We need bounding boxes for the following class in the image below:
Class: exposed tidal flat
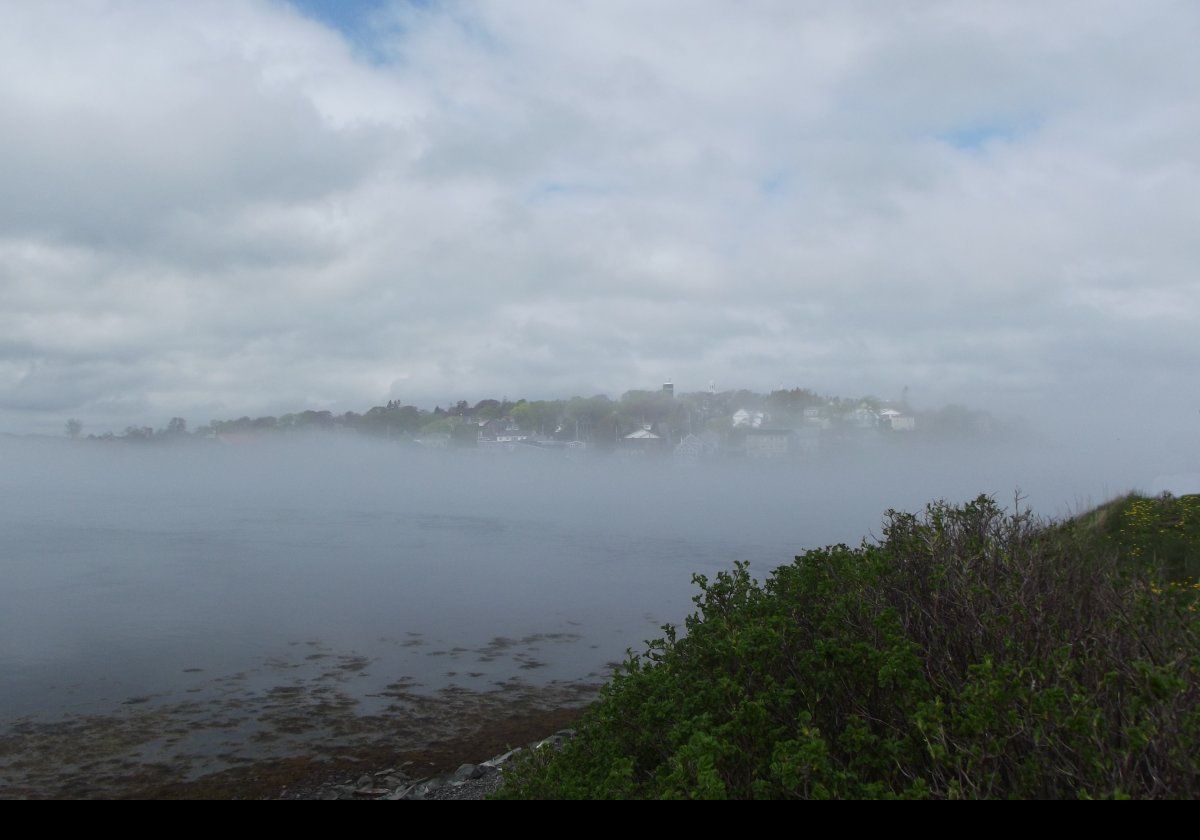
[0,433,1182,798]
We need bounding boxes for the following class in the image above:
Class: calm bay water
[0,432,1177,793]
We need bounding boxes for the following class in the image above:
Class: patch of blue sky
[937,116,1041,152]
[288,0,386,57]
[286,0,442,63]
[527,180,614,203]
[758,170,791,197]
[287,0,387,36]
[288,1,503,66]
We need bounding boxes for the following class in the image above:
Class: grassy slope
[1075,492,1200,580]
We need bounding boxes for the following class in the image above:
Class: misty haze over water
[2,430,1192,723]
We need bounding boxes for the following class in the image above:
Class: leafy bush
[496,495,1200,799]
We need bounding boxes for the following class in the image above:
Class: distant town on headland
[62,384,1006,462]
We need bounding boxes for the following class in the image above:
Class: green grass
[495,494,1200,799]
[1085,493,1200,580]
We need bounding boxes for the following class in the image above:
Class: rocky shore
[304,729,575,800]
[2,675,594,799]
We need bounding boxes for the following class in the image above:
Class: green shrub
[495,495,1200,799]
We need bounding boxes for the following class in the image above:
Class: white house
[732,409,765,428]
[620,424,663,455]
[744,429,795,460]
[879,409,916,431]
[674,432,720,460]
[803,407,831,430]
[674,433,704,459]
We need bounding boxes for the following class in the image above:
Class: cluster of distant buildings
[161,380,942,460]
[626,401,916,463]
[731,405,914,434]
[425,390,918,464]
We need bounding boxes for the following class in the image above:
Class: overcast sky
[2,1,1198,435]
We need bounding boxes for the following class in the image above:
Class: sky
[1,1,1198,436]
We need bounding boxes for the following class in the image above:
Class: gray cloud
[1,0,1198,436]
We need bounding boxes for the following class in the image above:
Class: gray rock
[482,747,522,767]
[400,777,447,800]
[354,787,391,798]
[385,784,416,801]
[451,763,485,783]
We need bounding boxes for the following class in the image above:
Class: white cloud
[1,0,1198,433]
